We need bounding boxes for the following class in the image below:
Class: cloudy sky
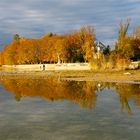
[0,0,140,49]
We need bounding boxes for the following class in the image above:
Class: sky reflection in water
[0,76,140,140]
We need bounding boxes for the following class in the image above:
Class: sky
[0,0,140,49]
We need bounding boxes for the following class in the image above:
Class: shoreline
[0,69,140,84]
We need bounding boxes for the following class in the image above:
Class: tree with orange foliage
[0,26,96,65]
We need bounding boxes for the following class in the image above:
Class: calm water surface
[0,76,140,140]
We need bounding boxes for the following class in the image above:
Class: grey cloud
[0,0,140,48]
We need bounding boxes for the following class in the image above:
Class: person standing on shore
[43,64,45,71]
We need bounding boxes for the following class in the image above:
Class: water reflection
[0,77,97,109]
[97,82,140,114]
[0,76,140,114]
[116,83,140,114]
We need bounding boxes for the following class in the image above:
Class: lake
[0,76,140,140]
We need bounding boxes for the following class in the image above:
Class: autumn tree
[1,26,96,65]
[79,26,96,62]
[114,19,140,62]
[65,26,96,62]
[128,37,140,60]
[116,19,130,50]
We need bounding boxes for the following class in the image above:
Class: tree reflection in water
[116,83,140,115]
[0,76,140,113]
[95,82,140,114]
[0,77,97,109]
